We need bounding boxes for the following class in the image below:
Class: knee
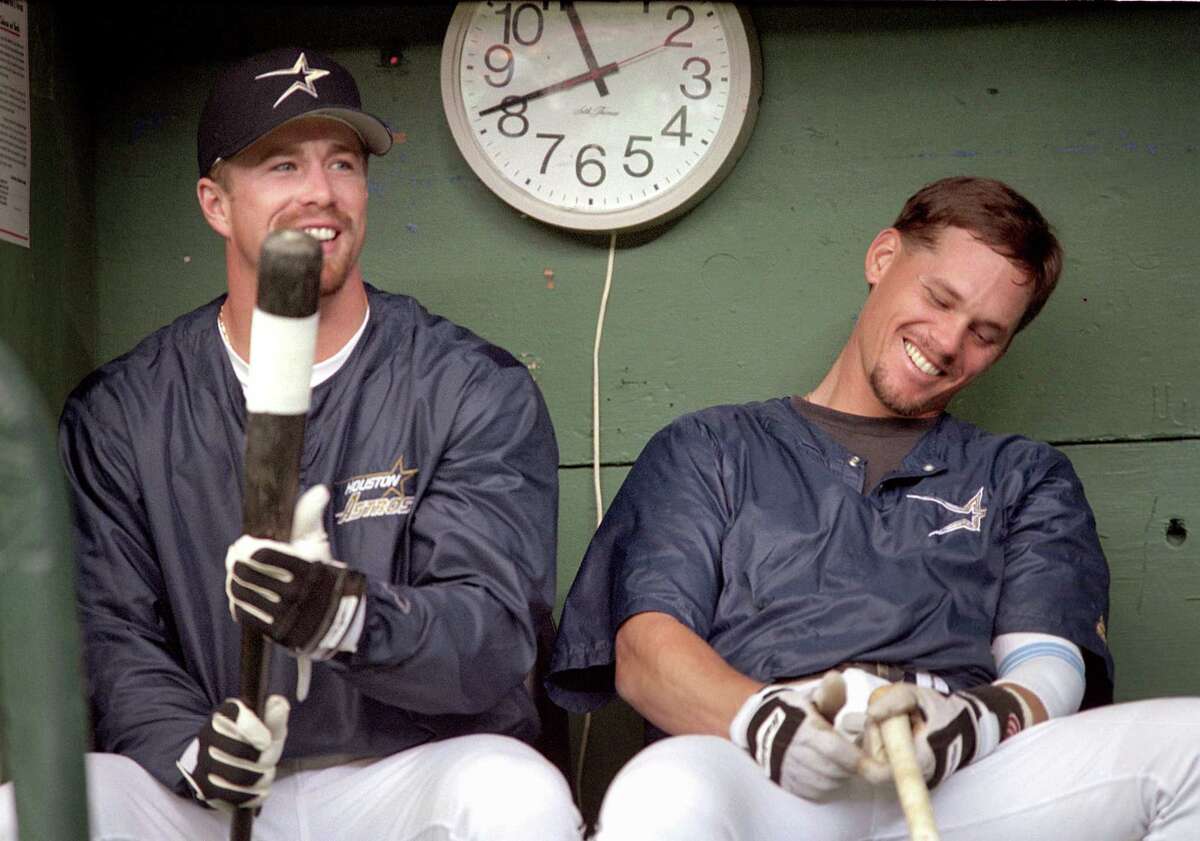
[595,736,749,841]
[85,752,164,796]
[449,736,580,839]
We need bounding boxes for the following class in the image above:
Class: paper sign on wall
[0,0,29,248]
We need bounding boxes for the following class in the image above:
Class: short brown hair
[893,176,1063,332]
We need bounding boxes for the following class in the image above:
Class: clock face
[441,1,761,233]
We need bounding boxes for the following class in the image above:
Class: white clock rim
[440,1,761,234]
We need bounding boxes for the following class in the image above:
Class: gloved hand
[864,683,1033,787]
[177,695,289,811]
[225,485,365,659]
[730,671,890,800]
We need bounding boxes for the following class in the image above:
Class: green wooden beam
[0,340,89,840]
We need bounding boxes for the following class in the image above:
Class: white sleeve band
[316,595,364,654]
[296,592,365,701]
[246,309,319,414]
[992,632,1086,719]
[336,596,367,653]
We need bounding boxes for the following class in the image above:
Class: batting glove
[731,672,890,800]
[225,485,365,659]
[864,683,1033,787]
[177,695,289,811]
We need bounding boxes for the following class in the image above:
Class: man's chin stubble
[869,366,941,418]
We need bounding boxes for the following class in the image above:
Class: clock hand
[478,61,619,117]
[475,40,671,118]
[611,41,672,72]
[563,1,609,97]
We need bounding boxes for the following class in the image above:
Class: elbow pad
[992,632,1085,719]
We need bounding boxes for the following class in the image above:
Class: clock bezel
[439,1,762,234]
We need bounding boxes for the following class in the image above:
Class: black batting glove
[177,695,289,812]
[224,486,365,658]
[225,538,365,655]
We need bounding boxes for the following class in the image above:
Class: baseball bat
[871,686,940,841]
[231,229,322,841]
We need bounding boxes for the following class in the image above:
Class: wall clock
[441,1,761,233]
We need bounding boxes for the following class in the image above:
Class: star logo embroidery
[906,487,987,537]
[254,52,331,109]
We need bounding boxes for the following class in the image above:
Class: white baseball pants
[1,733,582,841]
[593,698,1200,841]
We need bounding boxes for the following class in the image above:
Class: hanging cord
[592,231,617,525]
[575,230,618,804]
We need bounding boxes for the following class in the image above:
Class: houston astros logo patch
[335,456,417,525]
[905,487,987,537]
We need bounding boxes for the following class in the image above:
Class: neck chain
[217,306,231,345]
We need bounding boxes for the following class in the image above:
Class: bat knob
[814,670,847,719]
[256,230,323,317]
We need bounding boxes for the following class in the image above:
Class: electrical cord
[574,230,618,804]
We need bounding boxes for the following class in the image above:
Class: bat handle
[229,626,271,841]
[880,713,941,841]
[231,809,254,841]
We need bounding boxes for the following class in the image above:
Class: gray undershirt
[791,396,938,493]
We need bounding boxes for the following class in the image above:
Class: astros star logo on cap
[255,52,331,109]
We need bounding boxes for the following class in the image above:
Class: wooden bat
[231,229,322,841]
[872,685,940,841]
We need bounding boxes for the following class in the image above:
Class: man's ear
[864,228,902,291]
[197,177,231,238]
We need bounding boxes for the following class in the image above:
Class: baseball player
[548,177,1200,839]
[1,48,582,841]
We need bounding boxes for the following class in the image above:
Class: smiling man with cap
[41,47,582,840]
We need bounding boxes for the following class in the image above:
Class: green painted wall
[0,3,95,419]
[10,0,1198,819]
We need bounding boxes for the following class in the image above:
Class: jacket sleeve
[995,445,1114,706]
[59,391,210,794]
[547,414,729,713]
[333,356,559,716]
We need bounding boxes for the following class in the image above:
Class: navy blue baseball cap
[197,47,393,177]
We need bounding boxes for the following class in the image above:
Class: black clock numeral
[575,144,607,187]
[496,2,545,46]
[680,56,711,99]
[664,5,694,48]
[536,132,565,173]
[484,45,515,87]
[661,105,693,146]
[498,97,529,137]
[622,135,655,178]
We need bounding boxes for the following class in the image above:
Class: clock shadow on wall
[442,1,763,241]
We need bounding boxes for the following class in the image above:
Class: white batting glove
[731,671,890,800]
[177,695,289,812]
[864,683,1034,787]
